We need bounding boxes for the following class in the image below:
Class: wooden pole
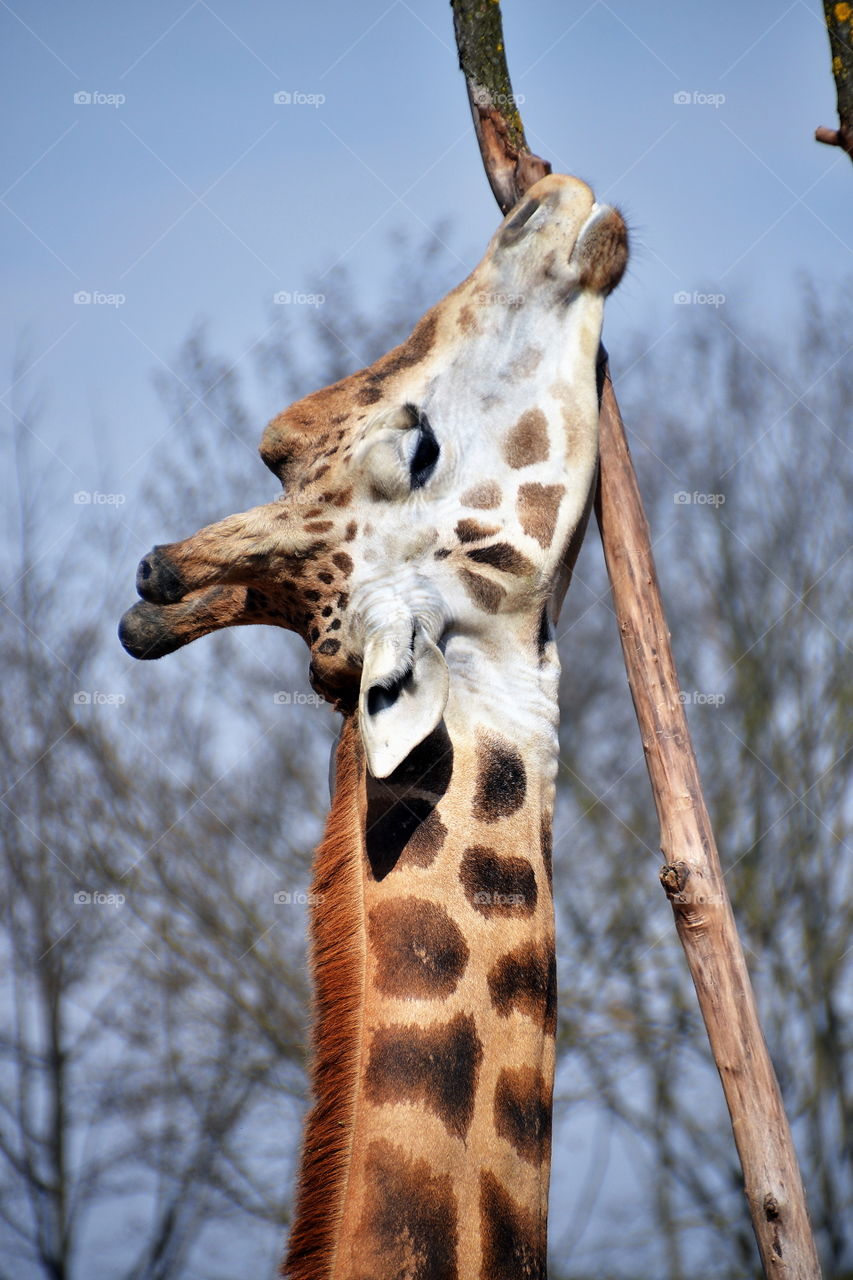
[449,3,822,1275]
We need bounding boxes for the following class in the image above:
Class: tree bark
[595,368,821,1278]
[450,2,822,1275]
[450,1,551,210]
[816,0,853,161]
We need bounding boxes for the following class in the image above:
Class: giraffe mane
[282,716,365,1280]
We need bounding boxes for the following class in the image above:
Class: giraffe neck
[285,649,559,1280]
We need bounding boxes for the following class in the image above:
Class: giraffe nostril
[499,195,543,247]
[136,549,187,605]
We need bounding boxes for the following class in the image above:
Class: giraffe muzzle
[119,584,262,661]
[136,547,188,605]
[571,202,629,296]
[118,599,187,660]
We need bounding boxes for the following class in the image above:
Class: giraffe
[119,173,627,1280]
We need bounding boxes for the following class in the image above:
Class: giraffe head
[120,174,627,776]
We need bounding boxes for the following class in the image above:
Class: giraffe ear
[358,624,449,779]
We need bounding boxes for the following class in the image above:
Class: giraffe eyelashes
[359,403,440,501]
[407,409,440,490]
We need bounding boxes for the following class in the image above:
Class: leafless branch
[816,0,853,160]
[450,3,822,1276]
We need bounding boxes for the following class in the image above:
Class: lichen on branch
[816,0,853,161]
[450,0,550,211]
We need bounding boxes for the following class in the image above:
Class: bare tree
[549,282,852,1279]
[0,387,314,1278]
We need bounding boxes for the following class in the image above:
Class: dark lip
[118,601,184,660]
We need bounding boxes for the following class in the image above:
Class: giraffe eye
[409,411,439,490]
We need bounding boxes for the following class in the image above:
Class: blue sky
[1,0,849,509]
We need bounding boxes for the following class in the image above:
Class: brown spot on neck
[487,940,557,1035]
[503,408,549,469]
[365,1012,483,1139]
[466,542,535,577]
[472,731,527,820]
[541,817,553,892]
[352,1141,459,1280]
[455,517,500,544]
[399,808,447,867]
[458,568,506,614]
[494,1065,553,1167]
[368,898,469,1000]
[506,344,544,380]
[479,1170,546,1279]
[461,480,502,510]
[460,846,537,918]
[517,483,564,549]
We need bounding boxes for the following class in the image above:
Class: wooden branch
[450,0,550,212]
[816,0,853,160]
[450,2,822,1276]
[595,368,821,1278]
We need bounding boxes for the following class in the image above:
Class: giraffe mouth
[120,544,213,659]
[119,599,185,660]
[118,585,256,660]
[120,504,324,661]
